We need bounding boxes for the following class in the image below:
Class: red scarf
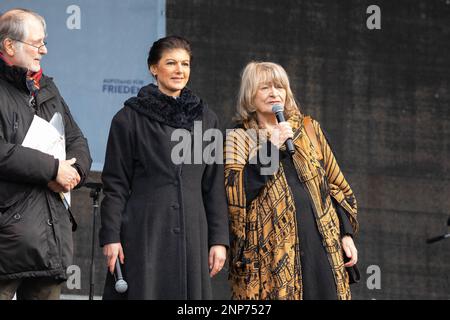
[27,68,43,95]
[0,51,43,95]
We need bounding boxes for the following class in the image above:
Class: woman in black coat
[99,36,229,299]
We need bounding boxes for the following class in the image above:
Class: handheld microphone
[271,104,295,155]
[426,233,450,244]
[114,259,128,293]
[426,216,450,244]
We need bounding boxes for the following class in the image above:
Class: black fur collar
[125,83,204,130]
[0,58,49,93]
[0,58,29,93]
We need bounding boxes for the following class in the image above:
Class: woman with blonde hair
[224,61,359,299]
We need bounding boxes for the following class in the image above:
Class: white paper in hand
[22,113,70,206]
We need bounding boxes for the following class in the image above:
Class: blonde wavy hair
[235,61,301,124]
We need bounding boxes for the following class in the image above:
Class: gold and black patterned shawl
[224,115,358,300]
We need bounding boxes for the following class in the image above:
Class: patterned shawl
[224,114,358,300]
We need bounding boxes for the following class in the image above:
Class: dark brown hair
[147,35,192,68]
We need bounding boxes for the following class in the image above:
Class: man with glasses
[0,8,92,299]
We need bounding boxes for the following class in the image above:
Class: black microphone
[114,259,128,293]
[426,216,450,244]
[272,104,295,155]
[426,233,450,244]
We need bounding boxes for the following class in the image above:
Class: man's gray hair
[0,8,46,51]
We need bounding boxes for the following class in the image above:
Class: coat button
[172,227,180,234]
[171,203,180,209]
[13,213,21,220]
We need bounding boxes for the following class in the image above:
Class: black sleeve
[0,138,59,185]
[52,159,59,180]
[202,162,230,248]
[61,98,92,188]
[202,113,230,248]
[99,108,135,246]
[244,140,281,207]
[332,197,354,237]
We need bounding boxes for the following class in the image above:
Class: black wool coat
[0,59,92,280]
[99,84,229,299]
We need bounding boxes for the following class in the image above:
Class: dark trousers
[0,277,62,300]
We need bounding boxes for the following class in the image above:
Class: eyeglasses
[11,38,47,51]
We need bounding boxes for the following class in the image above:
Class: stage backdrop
[0,0,166,171]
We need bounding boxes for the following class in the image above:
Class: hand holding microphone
[103,242,128,293]
[271,105,295,155]
[114,259,128,293]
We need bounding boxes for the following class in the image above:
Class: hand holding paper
[22,113,75,206]
[54,158,80,192]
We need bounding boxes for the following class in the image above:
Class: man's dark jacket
[0,59,92,280]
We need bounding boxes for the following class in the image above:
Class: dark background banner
[163,0,450,300]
